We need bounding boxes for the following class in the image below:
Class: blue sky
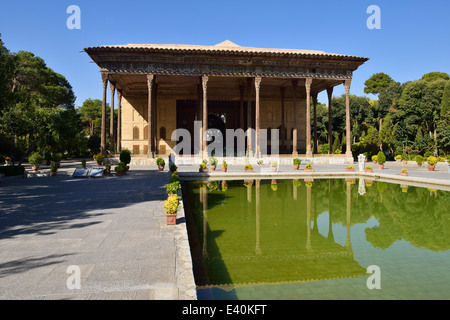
[1,0,449,106]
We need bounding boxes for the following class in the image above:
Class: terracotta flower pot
[271,167,277,172]
[365,169,374,173]
[166,214,177,225]
[32,166,39,172]
[158,165,165,171]
[244,169,253,173]
[378,164,384,170]
[417,163,422,167]
[222,167,227,172]
[97,161,102,166]
[304,168,314,172]
[346,168,355,172]
[210,165,216,171]
[400,172,408,176]
[50,172,57,176]
[428,165,435,171]
[293,164,299,170]
[199,168,209,173]
[403,161,408,164]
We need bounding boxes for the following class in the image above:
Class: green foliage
[50,163,57,172]
[427,156,438,166]
[209,157,218,165]
[169,164,178,172]
[166,181,181,195]
[364,73,394,94]
[156,157,165,166]
[293,158,301,165]
[28,152,43,165]
[421,72,450,82]
[119,150,131,165]
[377,151,386,165]
[415,155,423,164]
[93,153,104,163]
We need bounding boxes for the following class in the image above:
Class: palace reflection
[190,179,368,288]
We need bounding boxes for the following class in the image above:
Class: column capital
[110,82,116,94]
[327,86,334,99]
[117,89,122,100]
[202,75,209,88]
[254,76,262,91]
[344,79,352,92]
[305,77,313,89]
[147,74,154,88]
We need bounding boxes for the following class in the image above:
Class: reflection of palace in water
[190,179,367,288]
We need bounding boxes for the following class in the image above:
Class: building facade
[84,40,369,163]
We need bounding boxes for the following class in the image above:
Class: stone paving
[0,161,196,300]
[0,158,449,300]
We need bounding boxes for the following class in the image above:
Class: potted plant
[304,163,314,172]
[377,151,386,169]
[365,165,374,173]
[395,154,402,162]
[94,153,104,165]
[169,164,178,173]
[372,155,378,164]
[400,168,408,176]
[222,160,228,172]
[401,153,408,164]
[156,157,165,171]
[164,195,179,225]
[81,159,87,168]
[50,163,58,176]
[221,181,228,192]
[114,163,127,176]
[244,164,253,172]
[4,157,12,165]
[209,157,218,171]
[28,152,43,172]
[271,161,277,172]
[415,155,423,167]
[199,163,208,172]
[208,180,218,191]
[293,158,301,170]
[271,180,278,191]
[166,181,181,197]
[52,153,63,168]
[427,156,438,171]
[45,152,52,165]
[104,163,111,176]
[346,165,355,172]
[257,160,263,165]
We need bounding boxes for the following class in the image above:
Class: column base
[292,151,299,157]
[306,151,313,158]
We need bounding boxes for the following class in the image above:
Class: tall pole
[109,82,116,153]
[292,80,298,156]
[101,73,108,155]
[117,89,122,153]
[147,74,154,158]
[344,79,352,157]
[255,76,262,158]
[202,76,209,158]
[327,87,333,154]
[305,78,313,158]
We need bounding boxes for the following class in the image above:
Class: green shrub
[169,164,178,172]
[293,158,301,165]
[427,156,438,166]
[0,165,25,177]
[28,152,43,165]
[156,157,165,166]
[415,155,423,164]
[120,149,131,165]
[50,163,58,173]
[166,181,181,195]
[376,151,386,165]
[169,174,181,183]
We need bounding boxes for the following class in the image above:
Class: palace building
[84,40,369,163]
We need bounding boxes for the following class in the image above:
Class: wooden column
[344,79,352,156]
[313,92,318,154]
[247,77,253,156]
[305,78,313,157]
[202,76,208,157]
[152,82,158,155]
[109,83,116,153]
[292,80,298,156]
[101,73,108,155]
[117,89,122,153]
[280,86,286,153]
[239,84,245,130]
[327,87,333,154]
[255,76,262,158]
[147,74,154,158]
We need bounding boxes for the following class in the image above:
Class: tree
[421,72,450,83]
[364,73,394,95]
[78,98,104,136]
[379,114,396,153]
[0,50,76,161]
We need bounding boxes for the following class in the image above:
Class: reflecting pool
[182,178,450,300]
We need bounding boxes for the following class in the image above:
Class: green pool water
[182,178,450,300]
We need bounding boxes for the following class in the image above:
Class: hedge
[0,165,25,177]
